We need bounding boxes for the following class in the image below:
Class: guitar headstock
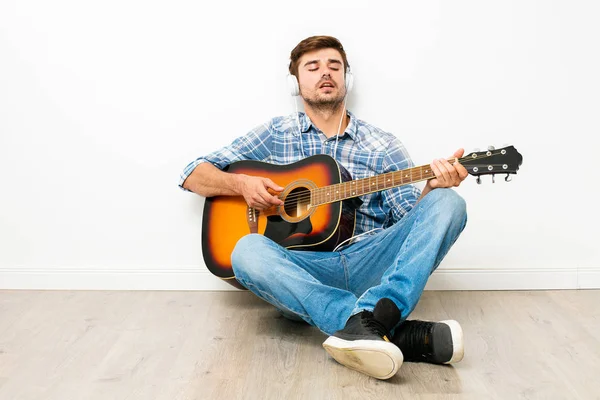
[462,145,523,183]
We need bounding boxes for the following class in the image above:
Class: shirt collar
[297,110,358,140]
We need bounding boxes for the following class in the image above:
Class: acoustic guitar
[202,146,523,288]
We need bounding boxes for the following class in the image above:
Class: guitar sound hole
[283,187,311,218]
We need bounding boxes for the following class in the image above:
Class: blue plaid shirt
[179,111,421,235]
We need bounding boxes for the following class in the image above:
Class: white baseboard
[0,267,599,291]
[0,267,235,291]
[424,267,597,290]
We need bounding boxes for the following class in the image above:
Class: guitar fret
[361,177,365,196]
[312,160,451,206]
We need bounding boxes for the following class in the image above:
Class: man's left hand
[426,148,469,190]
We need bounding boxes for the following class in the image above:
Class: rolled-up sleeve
[178,121,273,191]
[380,138,422,223]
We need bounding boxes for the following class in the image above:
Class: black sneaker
[322,298,404,380]
[392,320,464,364]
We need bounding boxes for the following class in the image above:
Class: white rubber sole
[440,320,464,364]
[322,336,403,380]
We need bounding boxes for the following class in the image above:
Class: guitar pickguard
[263,215,313,245]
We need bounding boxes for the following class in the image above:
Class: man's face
[297,48,347,107]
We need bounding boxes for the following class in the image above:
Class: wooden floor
[0,290,599,400]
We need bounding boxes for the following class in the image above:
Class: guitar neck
[311,161,456,206]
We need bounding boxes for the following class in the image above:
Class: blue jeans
[231,188,467,336]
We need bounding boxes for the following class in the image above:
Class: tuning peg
[476,176,481,184]
[488,145,495,151]
[505,173,512,182]
[473,148,481,152]
[492,174,496,183]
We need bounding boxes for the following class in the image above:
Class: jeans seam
[341,254,350,292]
[432,214,468,270]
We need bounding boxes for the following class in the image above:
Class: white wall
[1,0,599,290]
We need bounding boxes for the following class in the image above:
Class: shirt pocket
[347,152,384,180]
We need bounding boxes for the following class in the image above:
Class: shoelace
[360,311,391,339]
[396,321,435,360]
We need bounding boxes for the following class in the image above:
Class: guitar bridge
[247,206,259,234]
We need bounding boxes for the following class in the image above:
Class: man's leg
[323,188,467,373]
[231,234,357,335]
[342,188,467,318]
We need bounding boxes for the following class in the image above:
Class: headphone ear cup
[287,74,300,96]
[345,70,354,93]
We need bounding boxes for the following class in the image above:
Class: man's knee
[420,188,467,229]
[231,234,273,280]
[423,188,467,221]
[442,189,467,220]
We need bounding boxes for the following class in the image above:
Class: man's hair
[288,35,350,78]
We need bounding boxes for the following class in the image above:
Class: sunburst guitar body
[202,155,360,288]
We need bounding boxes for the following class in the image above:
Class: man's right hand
[236,174,284,210]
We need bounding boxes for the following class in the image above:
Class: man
[179,36,468,380]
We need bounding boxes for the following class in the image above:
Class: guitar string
[280,160,514,205]
[276,151,514,204]
[278,155,481,204]
[280,163,513,205]
[270,162,515,213]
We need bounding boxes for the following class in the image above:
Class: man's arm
[179,120,283,209]
[182,162,283,210]
[182,162,242,197]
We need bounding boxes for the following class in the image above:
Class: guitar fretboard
[311,162,455,206]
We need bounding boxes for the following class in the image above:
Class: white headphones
[287,68,354,96]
